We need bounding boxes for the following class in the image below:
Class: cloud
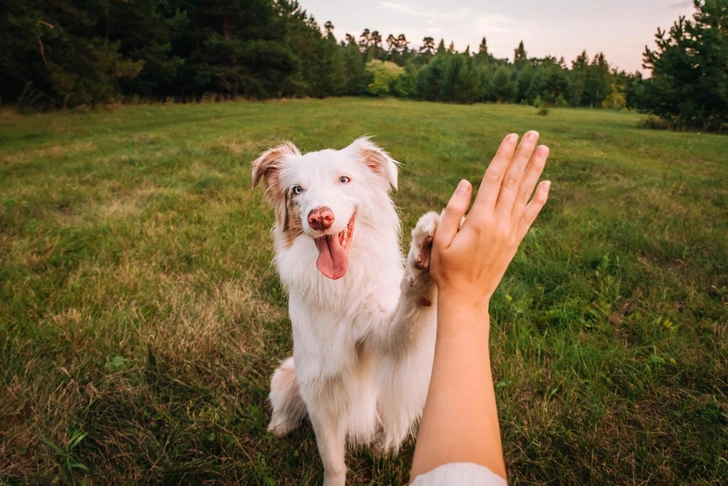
[378,2,424,17]
[474,13,516,34]
[379,2,470,22]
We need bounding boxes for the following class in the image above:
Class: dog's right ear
[252,141,300,193]
[252,141,300,229]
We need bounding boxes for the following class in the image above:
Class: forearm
[410,294,505,480]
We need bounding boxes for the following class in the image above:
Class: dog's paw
[408,211,439,271]
[267,416,297,438]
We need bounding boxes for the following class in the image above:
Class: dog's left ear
[346,137,399,191]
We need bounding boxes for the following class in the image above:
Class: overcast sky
[297,0,696,73]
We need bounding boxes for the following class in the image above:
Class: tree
[451,54,483,103]
[416,54,445,100]
[640,0,728,131]
[0,0,146,107]
[492,65,515,102]
[583,52,612,107]
[324,21,334,36]
[419,36,436,63]
[359,28,370,52]
[478,37,489,56]
[397,34,409,52]
[529,59,570,105]
[514,40,528,68]
[569,50,589,106]
[386,34,397,54]
[342,41,367,95]
[421,37,435,55]
[365,59,404,96]
[516,63,535,103]
[370,30,382,59]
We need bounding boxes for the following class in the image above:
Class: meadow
[0,98,726,485]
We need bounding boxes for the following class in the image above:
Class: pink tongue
[314,234,349,280]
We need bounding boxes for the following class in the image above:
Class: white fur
[253,137,440,486]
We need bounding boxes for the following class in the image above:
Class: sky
[297,0,696,74]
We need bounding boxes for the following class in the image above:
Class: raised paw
[408,211,439,271]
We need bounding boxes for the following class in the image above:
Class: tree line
[1,0,725,131]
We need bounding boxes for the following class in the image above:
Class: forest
[1,0,726,131]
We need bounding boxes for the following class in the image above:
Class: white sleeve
[410,462,508,486]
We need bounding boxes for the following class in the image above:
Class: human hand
[430,131,550,306]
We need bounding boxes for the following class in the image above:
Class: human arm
[410,131,551,481]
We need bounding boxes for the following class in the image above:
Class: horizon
[298,0,696,74]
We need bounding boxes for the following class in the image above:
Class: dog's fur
[252,137,439,486]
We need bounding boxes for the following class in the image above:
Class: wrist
[436,291,491,339]
[436,289,491,314]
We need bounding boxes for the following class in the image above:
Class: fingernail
[543,180,551,191]
[507,133,518,143]
[455,179,469,194]
[527,130,539,141]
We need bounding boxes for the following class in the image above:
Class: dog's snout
[308,207,334,231]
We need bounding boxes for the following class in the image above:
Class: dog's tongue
[314,235,349,280]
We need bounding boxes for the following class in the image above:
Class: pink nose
[308,207,334,231]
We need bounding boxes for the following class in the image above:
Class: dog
[252,137,440,486]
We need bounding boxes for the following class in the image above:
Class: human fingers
[434,179,472,249]
[473,134,519,212]
[517,180,550,241]
[495,130,540,217]
[511,145,549,222]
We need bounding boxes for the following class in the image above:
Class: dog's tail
[268,357,307,437]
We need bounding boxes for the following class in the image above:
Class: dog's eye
[339,176,351,184]
[292,185,303,195]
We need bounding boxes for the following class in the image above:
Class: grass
[0,98,726,485]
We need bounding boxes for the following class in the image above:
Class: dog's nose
[308,207,334,231]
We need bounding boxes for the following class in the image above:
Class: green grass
[0,98,726,485]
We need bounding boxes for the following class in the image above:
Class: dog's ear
[252,141,300,229]
[346,137,399,191]
[252,141,300,191]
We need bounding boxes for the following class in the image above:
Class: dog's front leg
[370,212,440,454]
[309,407,347,486]
[383,210,440,355]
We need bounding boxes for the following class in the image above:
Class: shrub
[365,60,404,97]
[639,115,670,130]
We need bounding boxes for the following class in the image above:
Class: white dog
[252,137,440,486]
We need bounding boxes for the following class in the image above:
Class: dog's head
[252,137,398,280]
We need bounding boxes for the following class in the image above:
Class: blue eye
[292,185,303,194]
[339,176,351,184]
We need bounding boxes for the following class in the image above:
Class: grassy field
[0,98,726,485]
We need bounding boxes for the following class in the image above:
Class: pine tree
[478,37,488,56]
[342,41,367,95]
[569,50,589,106]
[419,36,436,64]
[324,21,334,37]
[583,53,612,107]
[514,40,528,68]
[640,0,728,131]
[492,65,515,103]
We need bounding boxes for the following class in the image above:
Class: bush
[639,115,670,130]
[365,60,404,97]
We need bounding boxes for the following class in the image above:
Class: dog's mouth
[313,214,355,280]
